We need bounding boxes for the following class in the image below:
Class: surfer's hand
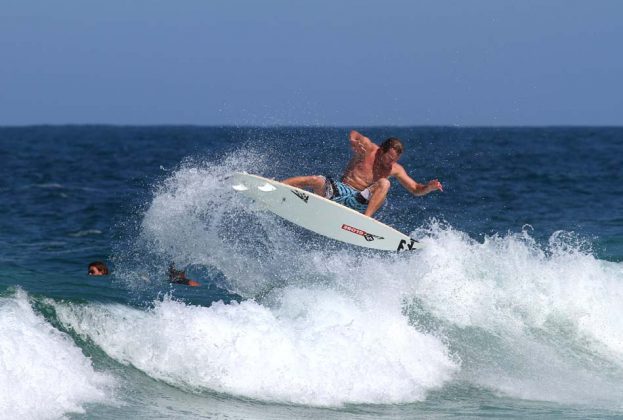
[428,179,443,192]
[350,140,366,154]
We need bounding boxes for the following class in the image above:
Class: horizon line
[1,123,622,129]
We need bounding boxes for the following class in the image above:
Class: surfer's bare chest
[343,151,392,188]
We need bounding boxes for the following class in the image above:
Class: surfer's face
[378,148,400,167]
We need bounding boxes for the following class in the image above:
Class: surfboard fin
[258,183,277,192]
[232,184,248,191]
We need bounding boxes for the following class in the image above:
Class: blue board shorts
[323,176,370,213]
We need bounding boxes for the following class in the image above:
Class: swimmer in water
[168,264,200,287]
[88,261,109,276]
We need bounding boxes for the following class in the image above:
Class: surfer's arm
[349,130,373,155]
[393,164,443,196]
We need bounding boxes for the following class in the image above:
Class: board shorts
[323,176,370,213]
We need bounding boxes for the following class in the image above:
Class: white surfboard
[230,173,422,252]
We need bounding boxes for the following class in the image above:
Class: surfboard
[230,173,422,252]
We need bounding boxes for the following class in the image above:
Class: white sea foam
[405,223,623,406]
[113,154,623,408]
[54,286,457,406]
[0,289,115,419]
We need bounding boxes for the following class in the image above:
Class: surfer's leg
[364,178,390,217]
[282,176,326,196]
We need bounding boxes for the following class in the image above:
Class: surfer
[283,130,443,217]
[87,261,109,276]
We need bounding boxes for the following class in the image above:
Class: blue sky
[1,0,621,126]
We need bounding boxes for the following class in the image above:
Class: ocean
[1,126,622,419]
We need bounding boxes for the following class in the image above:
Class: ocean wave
[53,288,457,406]
[404,222,623,406]
[0,289,115,419]
[108,152,623,409]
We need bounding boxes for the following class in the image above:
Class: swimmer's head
[88,261,109,276]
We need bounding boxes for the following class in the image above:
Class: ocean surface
[1,126,622,419]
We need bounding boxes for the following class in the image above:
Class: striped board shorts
[324,176,370,213]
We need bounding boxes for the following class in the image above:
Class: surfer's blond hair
[380,137,404,155]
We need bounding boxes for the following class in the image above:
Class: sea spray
[113,150,279,294]
[125,150,342,297]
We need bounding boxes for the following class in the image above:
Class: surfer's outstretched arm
[393,164,443,196]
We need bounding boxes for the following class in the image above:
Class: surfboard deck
[231,173,422,252]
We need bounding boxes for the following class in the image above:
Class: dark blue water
[1,126,622,419]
